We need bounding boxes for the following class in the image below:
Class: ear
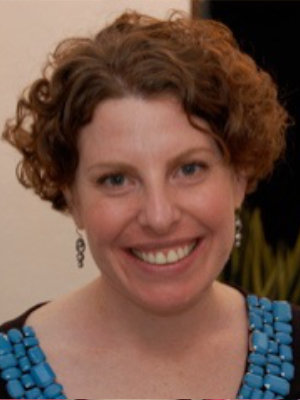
[233,171,248,209]
[63,187,84,229]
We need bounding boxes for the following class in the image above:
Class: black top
[1,298,300,399]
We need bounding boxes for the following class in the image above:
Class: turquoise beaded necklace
[0,295,294,399]
[237,295,294,399]
[0,326,66,399]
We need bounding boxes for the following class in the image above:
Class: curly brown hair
[2,10,289,211]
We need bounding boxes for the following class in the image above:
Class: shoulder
[0,303,49,333]
[232,285,300,397]
[291,302,300,323]
[0,303,48,398]
[249,297,300,398]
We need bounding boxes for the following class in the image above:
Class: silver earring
[235,211,243,248]
[76,229,86,268]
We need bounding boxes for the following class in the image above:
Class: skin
[27,95,250,397]
[66,95,247,316]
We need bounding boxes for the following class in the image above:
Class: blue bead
[247,294,259,307]
[56,395,67,399]
[249,312,263,330]
[250,306,264,316]
[251,331,269,354]
[250,388,263,399]
[24,337,39,347]
[0,334,13,355]
[260,297,272,311]
[267,354,281,366]
[31,362,56,388]
[25,387,44,399]
[275,332,292,345]
[6,378,25,398]
[264,374,290,396]
[248,364,264,375]
[1,366,22,380]
[21,373,35,389]
[266,363,281,375]
[263,324,274,338]
[279,344,293,361]
[239,383,252,398]
[268,340,278,354]
[274,321,292,334]
[43,383,64,398]
[0,353,17,369]
[18,356,31,372]
[14,343,26,358]
[248,352,267,366]
[272,301,292,322]
[22,326,36,337]
[28,346,46,364]
[244,372,264,389]
[263,311,274,324]
[7,328,23,344]
[281,362,295,380]
[263,390,276,398]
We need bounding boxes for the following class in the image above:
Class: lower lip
[122,238,204,277]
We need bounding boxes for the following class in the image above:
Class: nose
[137,184,181,235]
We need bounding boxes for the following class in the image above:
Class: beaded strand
[0,326,66,399]
[237,295,294,399]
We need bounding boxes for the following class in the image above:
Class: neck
[85,278,236,358]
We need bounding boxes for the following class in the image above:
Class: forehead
[77,96,220,161]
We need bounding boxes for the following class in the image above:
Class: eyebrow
[87,147,216,173]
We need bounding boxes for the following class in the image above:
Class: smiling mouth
[130,239,199,265]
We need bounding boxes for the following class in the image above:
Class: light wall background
[0,0,190,322]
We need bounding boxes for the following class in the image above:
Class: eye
[97,173,127,187]
[179,162,206,177]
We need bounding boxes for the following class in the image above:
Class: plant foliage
[219,208,300,304]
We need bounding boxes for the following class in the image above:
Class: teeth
[132,241,197,265]
[156,252,166,264]
[177,247,184,259]
[167,250,178,263]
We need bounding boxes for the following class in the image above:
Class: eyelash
[97,173,126,187]
[179,162,207,177]
[97,162,207,188]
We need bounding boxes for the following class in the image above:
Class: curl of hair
[2,10,289,211]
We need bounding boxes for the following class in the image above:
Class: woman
[0,10,299,399]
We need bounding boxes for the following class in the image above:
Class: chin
[127,286,207,317]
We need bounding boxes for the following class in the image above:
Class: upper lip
[127,237,200,251]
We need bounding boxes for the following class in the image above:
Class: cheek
[82,199,136,250]
[188,178,236,222]
[84,212,122,270]
[188,182,237,249]
[204,194,237,262]
[206,203,235,247]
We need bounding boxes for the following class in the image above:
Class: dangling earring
[235,210,243,248]
[76,229,86,268]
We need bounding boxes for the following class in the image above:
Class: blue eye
[98,173,126,187]
[181,163,204,176]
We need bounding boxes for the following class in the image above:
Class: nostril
[137,192,181,230]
